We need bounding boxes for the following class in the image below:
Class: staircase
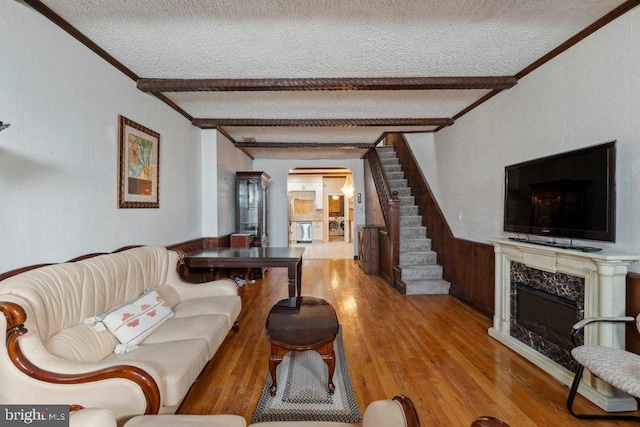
[377,146,450,295]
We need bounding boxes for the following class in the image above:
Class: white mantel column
[492,243,510,334]
[488,238,640,412]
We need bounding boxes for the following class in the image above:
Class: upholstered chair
[567,315,640,421]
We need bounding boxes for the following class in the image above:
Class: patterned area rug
[252,328,362,423]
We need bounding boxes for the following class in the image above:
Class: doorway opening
[287,167,354,259]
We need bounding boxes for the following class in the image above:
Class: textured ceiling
[32,0,632,159]
[164,90,492,119]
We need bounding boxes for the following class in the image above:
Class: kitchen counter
[291,214,323,221]
[290,218,324,242]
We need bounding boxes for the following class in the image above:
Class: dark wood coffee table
[265,296,339,396]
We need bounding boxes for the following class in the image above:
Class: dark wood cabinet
[357,225,379,274]
[236,171,270,247]
[230,233,253,248]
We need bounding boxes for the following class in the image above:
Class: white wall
[201,131,252,236]
[0,2,202,271]
[405,132,442,208]
[253,158,365,253]
[423,7,640,270]
[216,132,253,235]
[201,131,218,236]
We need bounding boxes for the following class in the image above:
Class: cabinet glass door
[236,171,269,248]
[261,184,268,242]
[238,179,259,234]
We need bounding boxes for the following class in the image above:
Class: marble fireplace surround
[510,261,584,372]
[488,238,640,412]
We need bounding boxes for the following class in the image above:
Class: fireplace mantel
[488,238,640,412]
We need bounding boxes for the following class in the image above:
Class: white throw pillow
[96,288,174,352]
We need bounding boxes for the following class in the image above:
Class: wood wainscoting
[168,235,231,283]
[387,133,495,318]
[446,239,495,318]
[0,236,232,285]
[389,132,640,353]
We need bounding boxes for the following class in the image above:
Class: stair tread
[403,280,450,295]
[401,264,442,270]
[400,262,438,267]
[401,249,437,255]
[403,279,450,286]
[404,282,450,287]
[378,147,449,295]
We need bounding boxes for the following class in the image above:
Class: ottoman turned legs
[268,342,336,396]
[265,297,339,398]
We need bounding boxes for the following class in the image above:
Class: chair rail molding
[488,238,640,412]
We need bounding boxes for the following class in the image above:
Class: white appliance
[328,217,344,236]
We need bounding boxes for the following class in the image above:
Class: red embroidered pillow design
[97,288,174,351]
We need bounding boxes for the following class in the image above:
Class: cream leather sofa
[69,396,421,427]
[0,246,241,423]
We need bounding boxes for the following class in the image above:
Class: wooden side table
[265,297,339,396]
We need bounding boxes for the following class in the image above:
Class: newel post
[389,191,402,290]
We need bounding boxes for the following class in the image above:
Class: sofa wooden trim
[1,301,162,414]
[0,246,145,281]
[173,249,196,284]
[393,395,421,427]
[0,264,54,281]
[0,245,244,416]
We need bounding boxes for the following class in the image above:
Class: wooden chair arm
[393,395,421,427]
[174,249,204,284]
[470,416,511,426]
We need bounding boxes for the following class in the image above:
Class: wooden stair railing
[366,148,402,290]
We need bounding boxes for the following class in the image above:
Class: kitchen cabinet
[314,183,324,209]
[288,182,315,191]
[312,221,324,241]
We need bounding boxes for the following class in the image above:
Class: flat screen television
[504,141,616,242]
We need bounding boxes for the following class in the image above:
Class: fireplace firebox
[515,283,579,351]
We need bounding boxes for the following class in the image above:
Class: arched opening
[287,167,354,259]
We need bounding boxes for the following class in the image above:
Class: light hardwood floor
[290,239,354,259]
[178,259,638,426]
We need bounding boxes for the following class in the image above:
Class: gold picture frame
[118,115,160,208]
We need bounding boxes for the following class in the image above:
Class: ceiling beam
[290,167,352,174]
[233,142,373,149]
[138,76,517,92]
[192,118,453,129]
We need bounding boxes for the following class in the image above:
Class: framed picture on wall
[117,115,160,208]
